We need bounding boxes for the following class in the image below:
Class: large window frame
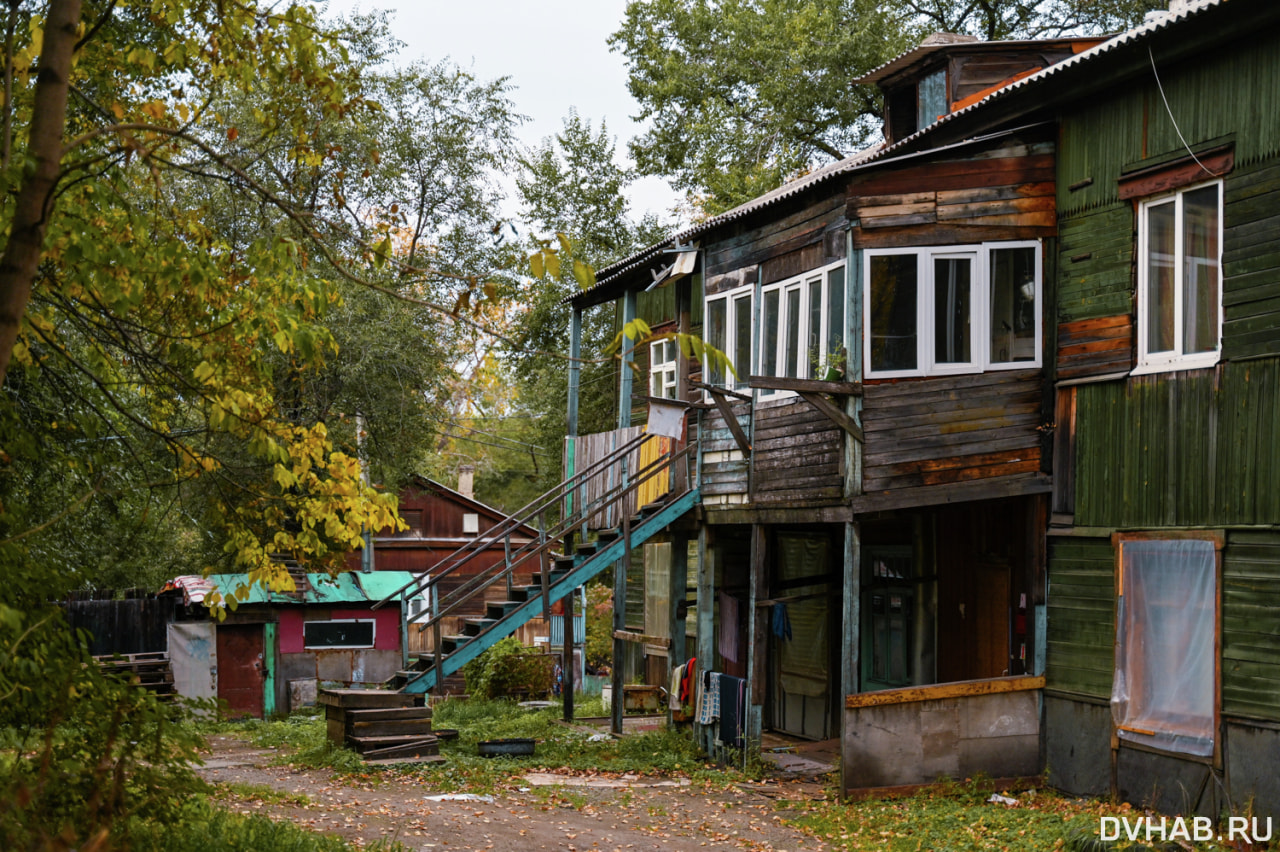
[1134,179,1223,374]
[1111,530,1222,760]
[302,618,377,650]
[755,260,847,399]
[864,241,1043,379]
[702,282,754,392]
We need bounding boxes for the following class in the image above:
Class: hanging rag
[718,674,745,749]
[771,602,792,640]
[680,657,697,706]
[718,594,740,663]
[697,671,721,724]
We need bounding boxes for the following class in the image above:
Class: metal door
[216,624,265,718]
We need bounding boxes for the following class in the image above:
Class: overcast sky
[321,0,681,224]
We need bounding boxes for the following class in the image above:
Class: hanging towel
[771,603,792,640]
[718,594,740,663]
[718,674,745,749]
[698,671,721,724]
[680,657,697,706]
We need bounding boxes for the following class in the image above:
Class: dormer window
[917,68,947,129]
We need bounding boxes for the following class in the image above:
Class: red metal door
[216,624,265,718]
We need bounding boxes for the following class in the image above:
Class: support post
[611,514,631,735]
[694,525,713,753]
[668,533,690,725]
[567,306,582,521]
[563,585,577,722]
[619,289,637,429]
[746,524,766,766]
[841,520,861,796]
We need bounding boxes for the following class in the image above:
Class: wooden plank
[752,485,845,503]
[614,629,671,648]
[846,676,1044,708]
[936,182,1055,205]
[850,472,1050,513]
[748,376,863,395]
[796,390,863,442]
[935,195,1055,220]
[706,387,752,456]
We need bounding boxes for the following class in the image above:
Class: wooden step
[348,719,434,738]
[344,707,432,722]
[461,617,498,636]
[554,554,576,570]
[573,542,599,557]
[486,600,520,619]
[358,736,440,761]
[347,734,439,755]
[318,689,423,710]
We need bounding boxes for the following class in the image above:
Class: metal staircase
[375,431,699,694]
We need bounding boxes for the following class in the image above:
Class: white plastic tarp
[169,621,217,713]
[1111,539,1215,757]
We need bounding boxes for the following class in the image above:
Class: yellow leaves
[110,102,125,120]
[141,100,167,122]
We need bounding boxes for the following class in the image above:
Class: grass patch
[786,780,1259,852]
[214,780,312,807]
[395,696,745,793]
[122,799,405,852]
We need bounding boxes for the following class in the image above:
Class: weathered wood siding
[1223,157,1280,360]
[568,427,672,530]
[849,137,1056,248]
[699,401,751,502]
[1223,531,1280,721]
[1073,360,1280,528]
[703,195,846,281]
[861,369,1043,494]
[750,397,843,503]
[1045,537,1115,698]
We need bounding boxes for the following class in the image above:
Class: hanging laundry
[718,673,746,749]
[697,670,721,724]
[771,602,792,640]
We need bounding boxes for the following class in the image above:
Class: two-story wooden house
[566,30,1111,795]
[564,0,1280,811]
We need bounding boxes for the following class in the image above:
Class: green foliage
[461,637,555,700]
[0,604,209,850]
[612,0,1164,214]
[121,798,406,852]
[583,581,614,671]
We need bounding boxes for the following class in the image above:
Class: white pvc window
[703,283,753,391]
[757,261,847,397]
[1136,180,1222,373]
[865,241,1041,378]
[649,339,677,399]
[1112,535,1218,757]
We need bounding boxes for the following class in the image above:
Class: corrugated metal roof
[572,0,1234,307]
[196,571,422,607]
[853,0,1230,167]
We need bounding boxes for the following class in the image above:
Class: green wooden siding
[1223,531,1280,721]
[1224,157,1280,360]
[1047,532,1280,720]
[1074,359,1280,528]
[1057,203,1134,324]
[1046,537,1115,698]
[1058,29,1280,217]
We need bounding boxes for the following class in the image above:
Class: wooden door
[216,624,265,718]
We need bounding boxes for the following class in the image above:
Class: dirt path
[198,735,832,851]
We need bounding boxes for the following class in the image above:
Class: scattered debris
[988,793,1020,806]
[423,793,496,803]
[523,772,692,789]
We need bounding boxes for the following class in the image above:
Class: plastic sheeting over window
[1111,538,1216,757]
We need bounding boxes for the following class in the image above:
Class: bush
[461,637,554,699]
[0,604,209,851]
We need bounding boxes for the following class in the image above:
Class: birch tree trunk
[0,0,81,388]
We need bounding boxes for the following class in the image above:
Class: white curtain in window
[1111,538,1216,756]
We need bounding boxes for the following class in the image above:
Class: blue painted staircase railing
[374,433,698,694]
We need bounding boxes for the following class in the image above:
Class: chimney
[457,464,475,500]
